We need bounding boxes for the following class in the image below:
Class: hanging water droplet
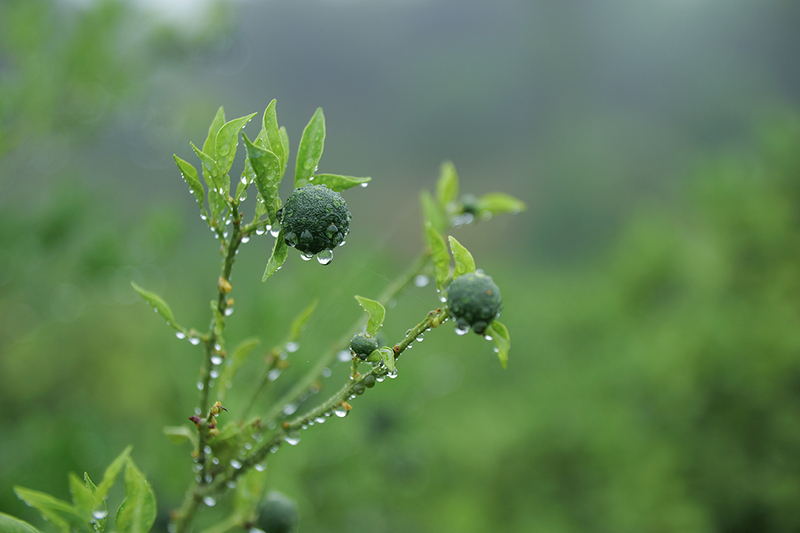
[210,354,223,365]
[337,350,352,362]
[283,403,298,415]
[203,445,212,454]
[286,341,299,353]
[195,407,202,415]
[189,337,201,345]
[197,382,204,390]
[210,369,219,379]
[414,275,430,288]
[300,253,313,261]
[211,457,219,465]
[317,249,333,265]
[193,463,202,472]
[92,509,108,520]
[224,306,234,316]
[493,347,500,353]
[270,227,280,237]
[484,334,493,341]
[203,497,217,507]
[241,235,250,244]
[376,375,386,383]
[334,406,349,418]
[268,369,282,381]
[416,334,424,342]
[360,182,368,188]
[321,367,332,378]
[338,240,346,247]
[315,416,327,424]
[230,459,242,469]
[175,331,187,340]
[226,481,237,489]
[241,175,248,185]
[284,431,301,445]
[388,369,398,379]
[256,227,265,236]
[455,325,469,336]
[255,463,266,472]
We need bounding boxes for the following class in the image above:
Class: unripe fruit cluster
[446,271,502,335]
[349,332,379,360]
[278,184,351,255]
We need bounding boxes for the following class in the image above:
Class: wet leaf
[163,426,198,448]
[13,487,85,533]
[203,106,226,156]
[279,126,290,174]
[354,296,386,336]
[173,155,205,213]
[420,190,448,235]
[244,133,282,224]
[436,161,459,209]
[478,192,526,216]
[115,459,156,533]
[69,473,93,518]
[311,174,371,192]
[486,320,510,369]
[232,469,268,522]
[424,222,450,290]
[0,512,43,533]
[216,337,261,401]
[448,236,475,278]
[256,99,286,169]
[131,282,185,333]
[215,113,257,175]
[263,230,289,281]
[95,446,132,503]
[290,300,318,341]
[295,107,325,188]
[379,348,395,373]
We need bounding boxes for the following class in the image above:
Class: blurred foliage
[3,0,800,532]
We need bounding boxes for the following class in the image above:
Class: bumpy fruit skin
[257,491,299,533]
[278,184,351,255]
[446,271,502,335]
[350,332,379,360]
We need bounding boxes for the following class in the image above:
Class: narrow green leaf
[173,155,206,213]
[69,473,93,518]
[216,337,261,401]
[256,99,286,169]
[211,301,225,338]
[14,487,85,533]
[262,230,289,281]
[244,133,283,223]
[190,141,224,193]
[115,459,156,533]
[354,296,386,337]
[215,113,257,175]
[379,348,395,373]
[83,474,107,533]
[0,512,43,533]
[448,236,476,279]
[131,282,184,332]
[96,446,132,502]
[279,126,290,174]
[289,299,318,341]
[424,222,450,290]
[295,108,325,188]
[420,190,448,235]
[435,161,459,208]
[311,174,371,192]
[163,426,198,448]
[486,320,510,369]
[477,192,526,216]
[203,107,226,156]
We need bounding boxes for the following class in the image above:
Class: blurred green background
[2,0,800,531]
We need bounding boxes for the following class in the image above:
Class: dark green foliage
[447,272,502,334]
[350,332,379,360]
[257,492,299,533]
[278,184,350,255]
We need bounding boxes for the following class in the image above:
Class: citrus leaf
[69,473,93,519]
[310,174,371,192]
[96,446,132,503]
[0,512,43,533]
[173,155,205,214]
[203,106,226,156]
[289,299,318,341]
[424,222,450,290]
[13,487,85,533]
[486,320,510,369]
[215,113,257,175]
[279,126,290,174]
[256,99,285,169]
[420,190,448,235]
[244,133,282,224]
[263,230,289,281]
[163,426,198,448]
[115,459,156,533]
[477,192,526,216]
[354,296,386,337]
[131,282,185,333]
[448,236,476,279]
[191,141,223,193]
[435,161,459,209]
[295,107,325,188]
[379,347,395,373]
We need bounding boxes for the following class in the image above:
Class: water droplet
[360,182,368,188]
[304,157,314,170]
[203,445,212,454]
[193,463,202,472]
[268,369,282,381]
[256,227,266,236]
[175,331,187,340]
[203,497,217,507]
[300,253,313,261]
[205,474,213,483]
[189,337,201,345]
[321,367,332,378]
[255,463,266,472]
[241,175,248,185]
[455,325,469,336]
[416,334,424,342]
[230,459,242,469]
[337,350,352,362]
[219,145,230,155]
[286,341,299,353]
[197,382,204,390]
[484,335,493,341]
[315,416,327,424]
[493,347,500,353]
[214,343,222,351]
[241,235,250,244]
[284,431,301,445]
[317,249,333,265]
[92,509,108,520]
[414,275,430,288]
[226,481,237,489]
[195,407,202,415]
[283,403,298,415]
[210,369,219,379]
[211,457,219,465]
[388,369,398,379]
[224,306,234,316]
[334,406,349,418]
[376,375,386,383]
[211,355,223,366]
[270,228,280,237]
[244,443,252,450]
[338,240,346,247]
